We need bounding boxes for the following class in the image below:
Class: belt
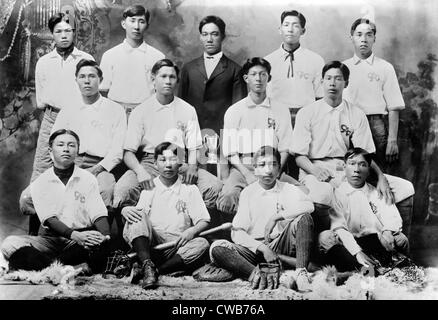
[367,114,384,120]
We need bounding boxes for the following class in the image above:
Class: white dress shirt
[291,98,376,159]
[329,181,403,255]
[222,95,293,157]
[35,47,94,110]
[99,40,165,104]
[52,95,127,172]
[124,95,203,154]
[343,53,405,115]
[30,166,107,229]
[204,51,223,78]
[265,45,324,109]
[232,181,314,253]
[135,177,210,237]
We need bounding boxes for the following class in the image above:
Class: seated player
[291,60,414,233]
[318,148,410,272]
[122,142,211,290]
[0,129,111,273]
[113,59,222,211]
[210,146,315,292]
[217,57,306,216]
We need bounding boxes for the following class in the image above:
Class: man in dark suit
[178,15,247,137]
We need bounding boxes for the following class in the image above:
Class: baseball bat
[153,222,233,250]
[127,222,233,259]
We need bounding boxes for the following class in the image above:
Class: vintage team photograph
[0,0,437,305]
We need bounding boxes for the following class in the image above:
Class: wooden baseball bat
[127,223,233,259]
[153,222,233,250]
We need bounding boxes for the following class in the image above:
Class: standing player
[343,18,405,171]
[264,10,324,126]
[99,4,165,116]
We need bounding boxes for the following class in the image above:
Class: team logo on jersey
[367,72,380,82]
[369,201,378,215]
[74,191,86,203]
[176,121,187,133]
[175,200,187,215]
[340,124,352,137]
[297,71,310,80]
[268,117,276,129]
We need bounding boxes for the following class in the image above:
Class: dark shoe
[130,262,143,284]
[139,259,158,290]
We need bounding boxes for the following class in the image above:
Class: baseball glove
[248,262,281,290]
[192,263,235,282]
[103,250,133,279]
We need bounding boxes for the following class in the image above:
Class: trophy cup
[203,133,219,164]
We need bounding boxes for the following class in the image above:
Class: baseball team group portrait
[0,0,438,302]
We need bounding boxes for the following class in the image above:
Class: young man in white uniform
[318,148,409,272]
[99,4,165,116]
[122,142,211,289]
[1,130,110,274]
[292,61,414,234]
[343,19,405,171]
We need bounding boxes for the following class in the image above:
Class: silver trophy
[203,133,219,164]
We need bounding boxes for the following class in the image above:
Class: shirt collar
[280,43,301,57]
[204,51,223,61]
[80,95,103,110]
[122,39,148,53]
[340,181,370,196]
[48,47,81,59]
[255,180,281,195]
[48,165,81,184]
[154,176,182,195]
[152,95,176,111]
[320,99,347,115]
[353,53,375,65]
[245,95,271,108]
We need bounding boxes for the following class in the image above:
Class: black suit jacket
[178,54,247,135]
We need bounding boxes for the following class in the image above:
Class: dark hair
[75,59,103,79]
[151,59,180,77]
[242,57,272,76]
[198,15,226,38]
[344,147,373,166]
[350,18,376,36]
[154,141,185,161]
[49,129,80,148]
[322,61,350,82]
[280,10,306,28]
[253,146,281,165]
[48,13,71,33]
[123,4,150,24]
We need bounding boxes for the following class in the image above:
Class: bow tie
[205,56,215,59]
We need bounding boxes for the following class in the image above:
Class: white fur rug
[2,263,438,300]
